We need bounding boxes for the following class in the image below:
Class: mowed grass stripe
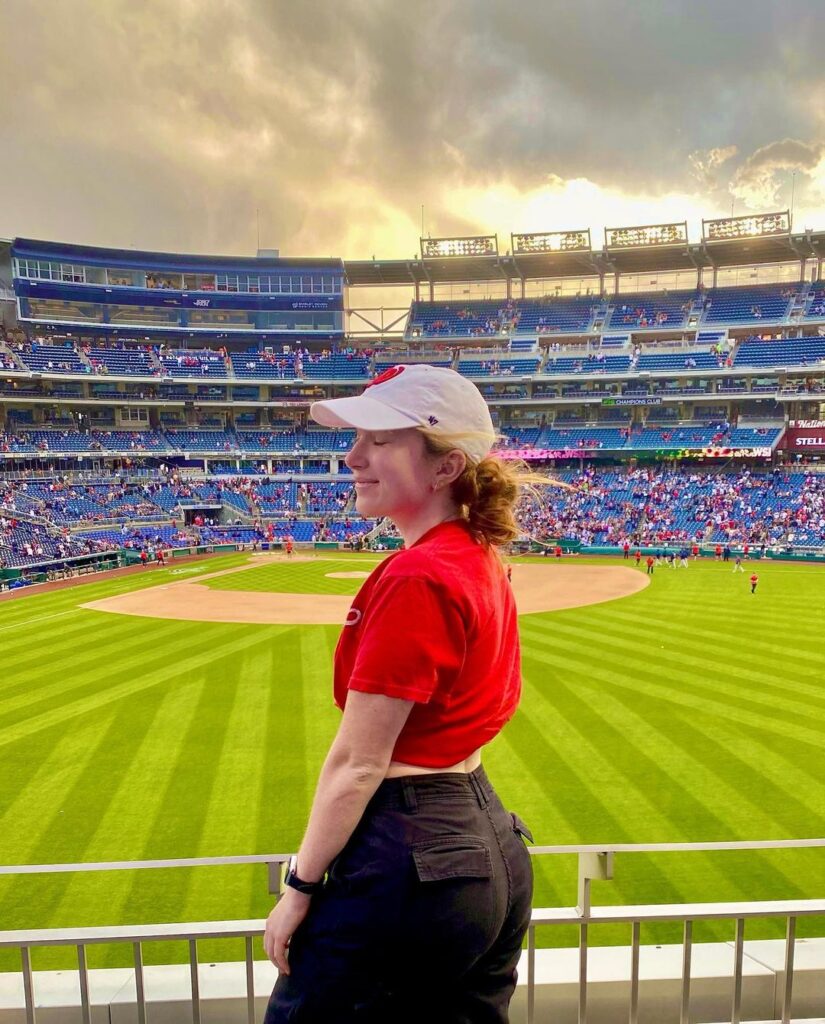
[30,678,213,963]
[520,620,825,727]
[582,606,825,678]
[182,649,286,925]
[0,617,192,707]
[524,669,808,912]
[0,625,289,749]
[520,630,825,749]
[0,620,223,727]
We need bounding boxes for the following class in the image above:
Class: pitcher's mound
[81,563,648,625]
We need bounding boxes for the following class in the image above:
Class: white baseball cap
[310,364,496,464]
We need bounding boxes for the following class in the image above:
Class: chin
[354,494,381,517]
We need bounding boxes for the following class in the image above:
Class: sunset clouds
[1,0,823,259]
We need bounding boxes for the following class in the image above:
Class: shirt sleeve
[347,574,467,704]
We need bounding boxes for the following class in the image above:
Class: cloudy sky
[1,0,824,261]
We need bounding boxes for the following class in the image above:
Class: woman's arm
[264,689,414,971]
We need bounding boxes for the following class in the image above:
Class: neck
[393,499,461,548]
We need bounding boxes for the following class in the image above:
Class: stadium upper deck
[0,211,823,469]
[9,238,345,337]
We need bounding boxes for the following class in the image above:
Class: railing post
[77,944,91,1024]
[731,917,745,1024]
[680,919,692,1024]
[21,947,36,1024]
[267,858,287,897]
[576,851,613,916]
[189,938,201,1024]
[781,916,796,1024]
[576,852,613,1024]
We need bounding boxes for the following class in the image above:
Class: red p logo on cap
[366,366,406,388]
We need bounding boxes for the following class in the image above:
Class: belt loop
[401,778,418,813]
[469,770,488,809]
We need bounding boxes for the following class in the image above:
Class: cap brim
[310,394,421,431]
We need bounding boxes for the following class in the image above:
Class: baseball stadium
[1,215,825,1021]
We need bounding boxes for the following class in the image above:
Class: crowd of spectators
[516,466,825,549]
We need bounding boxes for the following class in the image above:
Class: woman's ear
[434,449,466,489]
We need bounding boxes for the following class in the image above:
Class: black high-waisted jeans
[263,765,534,1023]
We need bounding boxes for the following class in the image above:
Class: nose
[345,436,367,470]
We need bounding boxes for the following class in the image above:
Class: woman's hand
[263,889,312,975]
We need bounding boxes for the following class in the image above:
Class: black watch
[284,855,324,896]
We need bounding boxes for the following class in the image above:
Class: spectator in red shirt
[263,366,535,1023]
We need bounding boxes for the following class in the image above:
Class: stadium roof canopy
[13,238,343,274]
[343,216,825,287]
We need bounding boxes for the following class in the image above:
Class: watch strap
[284,857,324,896]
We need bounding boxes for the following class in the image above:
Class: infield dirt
[80,556,649,624]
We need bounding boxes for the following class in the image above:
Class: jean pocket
[411,836,493,882]
[510,812,534,844]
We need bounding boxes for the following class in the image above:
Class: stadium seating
[86,345,157,376]
[702,284,794,325]
[159,350,228,377]
[733,336,825,369]
[230,352,297,379]
[408,297,595,338]
[90,431,170,451]
[457,358,541,377]
[301,354,370,379]
[541,355,631,375]
[164,430,236,452]
[607,291,694,330]
[635,350,722,372]
[16,343,86,374]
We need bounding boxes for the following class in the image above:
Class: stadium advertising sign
[675,446,773,459]
[602,396,662,407]
[499,448,592,461]
[421,235,498,258]
[605,222,688,248]
[780,421,825,451]
[512,230,590,254]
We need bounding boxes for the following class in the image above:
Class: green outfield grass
[1,551,824,970]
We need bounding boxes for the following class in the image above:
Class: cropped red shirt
[333,520,521,768]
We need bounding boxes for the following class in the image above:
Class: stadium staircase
[590,300,610,332]
[791,281,812,318]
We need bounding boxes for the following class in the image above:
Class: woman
[263,364,534,1024]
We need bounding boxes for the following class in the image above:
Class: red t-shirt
[333,520,521,768]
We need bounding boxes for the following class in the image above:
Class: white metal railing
[0,839,824,1024]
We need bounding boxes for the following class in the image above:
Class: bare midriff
[384,746,482,778]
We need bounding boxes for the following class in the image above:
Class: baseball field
[1,551,824,970]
